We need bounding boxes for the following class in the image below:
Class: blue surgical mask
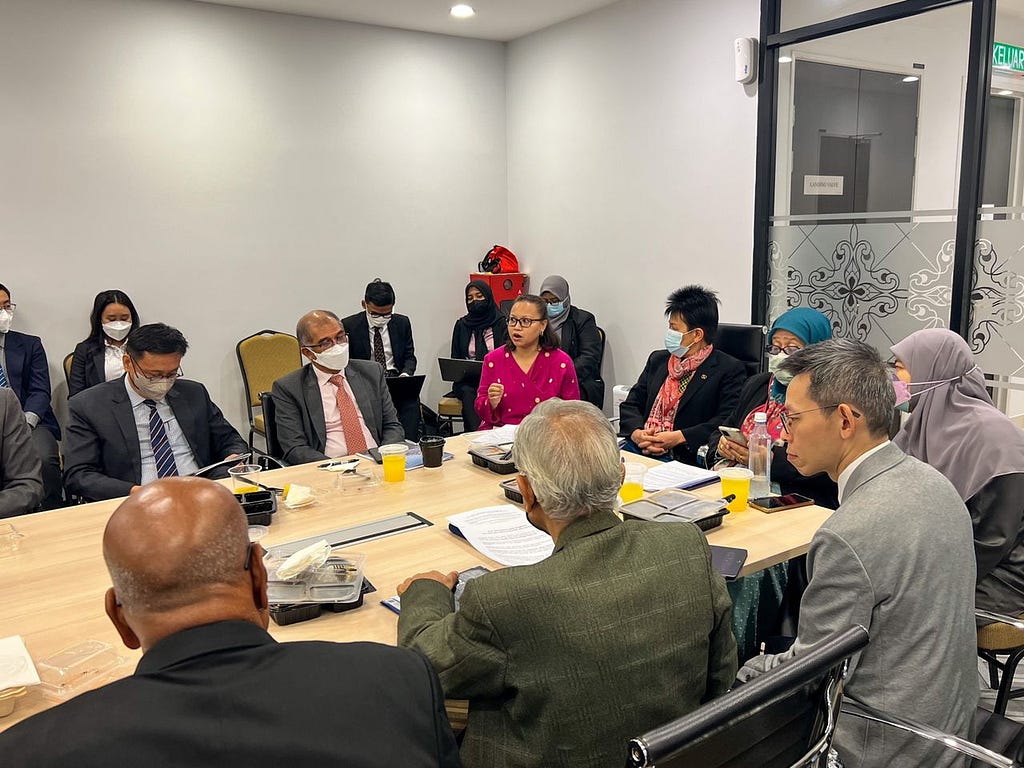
[546,301,566,319]
[665,329,692,358]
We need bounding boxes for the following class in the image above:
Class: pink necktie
[328,374,368,454]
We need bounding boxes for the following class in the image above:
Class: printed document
[448,505,553,566]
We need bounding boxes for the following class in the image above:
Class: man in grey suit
[271,310,404,465]
[0,388,43,517]
[398,399,736,768]
[737,339,977,768]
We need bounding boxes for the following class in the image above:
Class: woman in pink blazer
[475,295,580,428]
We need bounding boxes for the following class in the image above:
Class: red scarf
[644,344,714,433]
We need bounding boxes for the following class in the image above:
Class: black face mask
[467,300,489,316]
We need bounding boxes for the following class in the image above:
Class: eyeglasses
[766,343,801,355]
[303,332,348,353]
[367,311,393,319]
[507,316,544,328]
[129,358,183,381]
[243,541,256,571]
[779,404,861,432]
[542,297,562,305]
[0,303,15,312]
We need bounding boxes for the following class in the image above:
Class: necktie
[0,361,8,388]
[144,400,179,478]
[328,375,368,454]
[373,327,387,370]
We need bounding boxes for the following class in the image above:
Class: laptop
[438,357,483,384]
[385,374,425,402]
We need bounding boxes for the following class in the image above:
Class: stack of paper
[448,505,553,566]
[469,425,519,447]
[643,461,719,491]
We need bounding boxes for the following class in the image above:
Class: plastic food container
[234,490,277,526]
[620,491,729,532]
[265,550,367,606]
[500,478,524,504]
[0,687,27,717]
[37,641,125,700]
[468,444,517,475]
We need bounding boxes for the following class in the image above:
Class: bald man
[0,478,461,768]
[271,310,404,465]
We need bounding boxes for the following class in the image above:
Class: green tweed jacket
[398,509,737,768]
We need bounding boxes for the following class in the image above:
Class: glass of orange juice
[718,467,753,512]
[620,463,646,503]
[379,444,409,483]
[229,464,262,494]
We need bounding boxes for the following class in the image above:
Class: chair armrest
[978,610,1024,629]
[840,700,1018,768]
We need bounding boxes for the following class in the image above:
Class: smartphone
[718,426,747,446]
[749,493,814,513]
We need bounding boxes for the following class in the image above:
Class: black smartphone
[748,493,815,513]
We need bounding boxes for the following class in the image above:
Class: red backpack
[478,245,519,274]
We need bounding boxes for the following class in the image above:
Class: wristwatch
[696,444,710,469]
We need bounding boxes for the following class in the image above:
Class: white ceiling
[189,0,623,41]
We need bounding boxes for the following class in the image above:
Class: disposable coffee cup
[419,436,445,468]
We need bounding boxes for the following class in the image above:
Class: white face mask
[102,320,132,341]
[367,312,391,329]
[313,342,349,372]
[0,309,13,334]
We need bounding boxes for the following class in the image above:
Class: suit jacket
[557,306,603,408]
[68,338,109,398]
[0,388,43,518]
[271,360,405,465]
[1,330,60,440]
[342,312,417,375]
[64,378,248,501]
[741,443,977,768]
[399,510,737,768]
[619,348,745,464]
[0,620,462,768]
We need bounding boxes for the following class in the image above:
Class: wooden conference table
[0,433,833,730]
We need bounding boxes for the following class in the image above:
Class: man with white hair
[398,399,737,768]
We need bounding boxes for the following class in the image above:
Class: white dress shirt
[104,342,126,382]
[313,365,378,458]
[124,375,199,482]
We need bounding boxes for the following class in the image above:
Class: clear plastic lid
[37,640,127,699]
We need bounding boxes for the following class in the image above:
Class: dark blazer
[64,378,248,501]
[2,330,60,440]
[557,306,603,408]
[342,312,417,375]
[271,360,405,465]
[619,348,745,464]
[399,510,736,768]
[0,388,43,518]
[68,338,109,398]
[706,373,839,509]
[0,621,462,768]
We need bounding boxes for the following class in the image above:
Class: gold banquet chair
[236,330,301,453]
[978,610,1024,716]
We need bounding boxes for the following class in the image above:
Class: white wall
[0,0,508,432]
[506,0,760,407]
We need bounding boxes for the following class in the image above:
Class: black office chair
[625,625,869,768]
[259,391,286,464]
[716,323,768,377]
[588,326,607,410]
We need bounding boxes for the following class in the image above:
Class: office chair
[236,330,301,453]
[258,391,285,463]
[716,323,768,377]
[625,625,869,768]
[588,326,607,410]
[62,352,74,388]
[978,610,1024,716]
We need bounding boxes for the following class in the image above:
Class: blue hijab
[769,307,833,401]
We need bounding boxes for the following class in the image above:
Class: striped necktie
[144,400,179,478]
[328,374,368,454]
[0,361,8,388]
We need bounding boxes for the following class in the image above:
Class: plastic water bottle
[748,412,772,498]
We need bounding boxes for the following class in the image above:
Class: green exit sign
[994,42,1024,74]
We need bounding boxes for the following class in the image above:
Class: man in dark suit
[0,283,63,509]
[0,477,462,768]
[619,285,746,465]
[0,388,44,517]
[64,323,247,502]
[272,309,404,466]
[398,400,737,768]
[342,278,420,438]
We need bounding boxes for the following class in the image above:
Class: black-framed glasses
[507,316,544,328]
[303,332,348,353]
[129,357,183,382]
[0,303,16,312]
[779,404,861,432]
[243,541,256,571]
[541,296,563,305]
[367,311,393,319]
[766,343,801,355]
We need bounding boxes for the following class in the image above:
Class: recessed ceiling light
[450,4,475,18]
[998,89,1014,96]
[778,55,793,63]
[902,75,919,83]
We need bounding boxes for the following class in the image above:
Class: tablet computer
[438,357,483,384]
[385,374,425,402]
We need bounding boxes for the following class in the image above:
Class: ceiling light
[998,89,1013,96]
[450,4,475,18]
[902,75,919,83]
[778,55,793,63]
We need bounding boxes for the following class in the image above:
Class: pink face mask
[892,377,911,411]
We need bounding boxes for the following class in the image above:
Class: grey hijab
[891,328,1024,501]
[538,275,571,339]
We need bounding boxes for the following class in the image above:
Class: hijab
[538,275,571,338]
[767,307,834,403]
[460,280,501,361]
[891,328,1024,501]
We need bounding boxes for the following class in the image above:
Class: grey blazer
[740,442,977,768]
[271,360,404,465]
[0,388,43,518]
